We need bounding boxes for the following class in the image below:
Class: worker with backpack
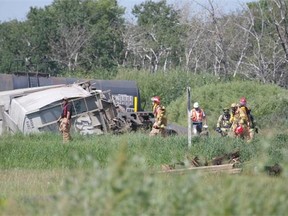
[229,102,249,140]
[238,97,258,141]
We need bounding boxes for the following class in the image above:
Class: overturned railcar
[0,73,187,136]
[0,82,151,136]
[0,73,142,112]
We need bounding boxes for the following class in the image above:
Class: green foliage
[1,45,288,214]
[0,21,32,73]
[0,0,125,75]
[0,133,113,169]
[168,79,288,129]
[84,0,125,72]
[1,0,288,87]
[0,131,270,170]
[1,131,288,215]
[116,69,216,110]
[116,69,288,130]
[132,0,184,68]
[267,134,288,164]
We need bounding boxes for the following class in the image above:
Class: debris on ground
[160,149,242,174]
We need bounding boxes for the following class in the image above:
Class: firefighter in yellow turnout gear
[229,102,250,140]
[149,96,167,137]
[216,108,232,137]
[238,97,257,142]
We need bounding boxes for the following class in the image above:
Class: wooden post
[187,87,192,148]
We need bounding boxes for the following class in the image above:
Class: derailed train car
[0,72,142,112]
[0,81,154,135]
[0,73,187,136]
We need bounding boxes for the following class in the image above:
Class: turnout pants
[149,127,166,137]
[59,118,71,143]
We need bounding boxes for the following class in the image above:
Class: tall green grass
[1,132,288,215]
[0,132,268,170]
[1,70,288,215]
[22,158,288,216]
[1,132,287,170]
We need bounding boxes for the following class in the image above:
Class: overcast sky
[0,0,255,22]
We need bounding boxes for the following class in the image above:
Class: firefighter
[216,107,232,137]
[239,97,250,122]
[229,103,249,140]
[58,97,73,143]
[247,107,258,141]
[149,96,167,137]
[239,97,258,142]
[191,102,207,135]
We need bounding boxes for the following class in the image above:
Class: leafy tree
[1,0,288,88]
[84,0,125,76]
[0,0,125,77]
[27,0,125,76]
[26,6,59,74]
[131,0,184,72]
[0,21,33,73]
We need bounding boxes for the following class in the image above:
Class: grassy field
[0,131,288,215]
[1,72,288,215]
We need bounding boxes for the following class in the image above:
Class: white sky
[0,0,256,22]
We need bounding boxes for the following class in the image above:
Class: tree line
[0,0,287,88]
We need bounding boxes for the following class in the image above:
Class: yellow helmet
[223,107,229,113]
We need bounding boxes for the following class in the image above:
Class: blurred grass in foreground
[0,132,288,215]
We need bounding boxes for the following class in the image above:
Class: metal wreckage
[0,72,186,136]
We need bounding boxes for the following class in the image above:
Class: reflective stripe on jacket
[153,104,167,128]
[239,106,251,125]
[153,104,161,116]
[217,114,231,128]
[191,108,205,123]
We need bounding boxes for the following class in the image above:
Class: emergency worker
[247,107,258,140]
[239,97,258,141]
[229,103,249,140]
[58,97,73,143]
[149,96,167,137]
[191,102,207,135]
[239,97,250,124]
[216,107,232,137]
